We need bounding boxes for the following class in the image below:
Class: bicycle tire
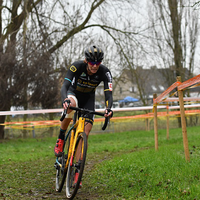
[55,133,71,192]
[66,132,87,199]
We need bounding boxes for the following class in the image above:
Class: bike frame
[55,116,86,170]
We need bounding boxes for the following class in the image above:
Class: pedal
[54,162,60,170]
[75,160,81,170]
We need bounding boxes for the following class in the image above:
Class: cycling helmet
[85,45,104,62]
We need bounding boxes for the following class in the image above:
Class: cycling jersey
[61,60,113,109]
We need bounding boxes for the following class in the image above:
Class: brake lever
[60,99,71,121]
[102,116,110,130]
[60,109,67,121]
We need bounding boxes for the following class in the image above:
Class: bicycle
[54,104,109,199]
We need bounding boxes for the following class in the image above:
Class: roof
[120,66,193,96]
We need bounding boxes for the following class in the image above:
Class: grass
[89,147,200,199]
[0,138,54,164]
[1,126,200,199]
[85,127,200,199]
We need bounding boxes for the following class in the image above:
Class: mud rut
[42,153,113,200]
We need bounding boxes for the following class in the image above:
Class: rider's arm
[104,91,113,109]
[61,79,71,102]
[61,64,78,102]
[103,70,113,109]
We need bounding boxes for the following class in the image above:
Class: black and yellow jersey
[61,60,113,109]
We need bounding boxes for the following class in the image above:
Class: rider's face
[87,61,101,74]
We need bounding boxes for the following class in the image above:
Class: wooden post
[32,126,35,138]
[153,93,158,150]
[145,118,149,131]
[145,117,150,131]
[177,76,190,162]
[166,104,169,140]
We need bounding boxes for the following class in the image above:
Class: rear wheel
[66,132,87,199]
[55,133,70,192]
[55,155,67,192]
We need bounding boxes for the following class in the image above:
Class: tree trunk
[49,113,54,137]
[0,115,6,139]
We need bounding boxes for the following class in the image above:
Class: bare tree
[148,0,200,82]
[0,0,46,138]
[147,0,200,128]
[0,0,145,138]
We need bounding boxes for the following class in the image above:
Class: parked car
[113,102,120,108]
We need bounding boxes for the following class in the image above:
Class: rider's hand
[63,98,71,110]
[104,108,113,118]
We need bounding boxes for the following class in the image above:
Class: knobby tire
[55,133,70,192]
[66,132,87,199]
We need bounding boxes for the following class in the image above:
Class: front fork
[70,117,85,166]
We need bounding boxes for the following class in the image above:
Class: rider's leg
[58,95,78,139]
[54,95,78,157]
[75,122,92,162]
[84,123,93,138]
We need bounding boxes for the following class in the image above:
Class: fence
[1,103,200,139]
[1,106,162,138]
[153,75,200,162]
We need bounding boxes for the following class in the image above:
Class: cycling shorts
[67,91,95,125]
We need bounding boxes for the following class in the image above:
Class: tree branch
[2,0,43,41]
[48,0,105,54]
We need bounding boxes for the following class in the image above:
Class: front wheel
[66,132,87,199]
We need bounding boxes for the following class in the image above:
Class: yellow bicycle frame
[65,117,85,169]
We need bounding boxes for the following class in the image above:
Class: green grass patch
[1,126,200,199]
[89,147,200,199]
[85,127,200,199]
[0,138,55,164]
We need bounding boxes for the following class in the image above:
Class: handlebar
[60,106,110,131]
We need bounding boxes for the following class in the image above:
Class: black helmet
[85,45,104,62]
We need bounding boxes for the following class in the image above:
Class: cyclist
[54,45,113,187]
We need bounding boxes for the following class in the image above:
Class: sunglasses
[88,61,101,66]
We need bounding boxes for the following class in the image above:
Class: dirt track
[38,154,112,200]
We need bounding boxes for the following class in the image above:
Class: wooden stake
[166,104,169,140]
[148,118,150,131]
[153,93,158,150]
[177,76,190,162]
[145,118,150,131]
